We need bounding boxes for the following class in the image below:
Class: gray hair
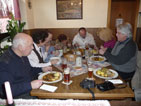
[12,34,28,48]
[117,22,132,38]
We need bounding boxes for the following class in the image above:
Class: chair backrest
[131,51,141,89]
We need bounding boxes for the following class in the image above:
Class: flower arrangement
[0,13,26,55]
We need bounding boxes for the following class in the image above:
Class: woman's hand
[42,66,52,72]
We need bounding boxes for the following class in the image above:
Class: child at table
[55,34,72,50]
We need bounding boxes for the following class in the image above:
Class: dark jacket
[0,47,42,98]
[104,38,137,73]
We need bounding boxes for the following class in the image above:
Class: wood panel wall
[23,28,104,48]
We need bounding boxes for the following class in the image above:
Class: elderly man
[28,30,57,69]
[72,27,96,49]
[0,33,46,98]
[99,23,137,80]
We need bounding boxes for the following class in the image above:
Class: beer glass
[64,68,70,83]
[88,68,93,78]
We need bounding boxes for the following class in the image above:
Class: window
[0,0,20,34]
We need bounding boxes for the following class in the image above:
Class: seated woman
[97,28,116,49]
[41,33,59,62]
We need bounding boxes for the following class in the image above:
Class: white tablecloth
[0,99,110,106]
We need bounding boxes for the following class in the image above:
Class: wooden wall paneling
[23,28,104,48]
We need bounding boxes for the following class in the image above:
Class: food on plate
[43,72,60,82]
[74,66,82,70]
[92,56,104,61]
[96,68,115,77]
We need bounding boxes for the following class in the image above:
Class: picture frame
[56,0,83,20]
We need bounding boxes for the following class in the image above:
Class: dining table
[31,67,134,100]
[30,49,134,100]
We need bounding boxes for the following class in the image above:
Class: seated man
[28,31,57,68]
[72,27,97,49]
[99,23,137,80]
[0,33,47,98]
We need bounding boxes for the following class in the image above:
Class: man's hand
[42,66,52,72]
[99,47,107,55]
[31,80,43,89]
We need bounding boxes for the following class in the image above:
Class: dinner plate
[90,56,106,62]
[50,57,62,65]
[93,68,118,80]
[38,71,63,83]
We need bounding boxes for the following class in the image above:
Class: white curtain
[0,0,14,18]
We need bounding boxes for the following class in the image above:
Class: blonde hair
[97,28,114,42]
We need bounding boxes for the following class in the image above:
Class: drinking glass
[61,58,67,70]
[88,68,93,78]
[64,68,70,83]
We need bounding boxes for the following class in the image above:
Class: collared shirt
[27,43,51,68]
[72,32,96,48]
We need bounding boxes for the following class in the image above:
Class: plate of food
[38,71,63,83]
[93,68,118,80]
[50,57,61,65]
[90,56,106,62]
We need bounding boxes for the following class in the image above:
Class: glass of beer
[88,68,93,78]
[64,68,70,83]
[61,58,67,70]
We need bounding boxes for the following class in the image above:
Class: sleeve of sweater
[30,67,42,76]
[104,41,136,65]
[0,63,32,98]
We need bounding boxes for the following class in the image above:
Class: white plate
[38,71,63,83]
[93,68,118,80]
[90,56,106,62]
[50,57,62,65]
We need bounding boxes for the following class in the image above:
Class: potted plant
[6,13,26,41]
[0,13,26,55]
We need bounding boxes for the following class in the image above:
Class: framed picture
[56,0,83,20]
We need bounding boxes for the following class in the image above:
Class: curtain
[0,0,21,19]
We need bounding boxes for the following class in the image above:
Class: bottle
[4,81,15,106]
[76,54,82,67]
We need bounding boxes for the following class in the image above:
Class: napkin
[40,84,58,92]
[107,79,123,84]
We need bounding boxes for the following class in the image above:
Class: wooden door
[107,0,139,40]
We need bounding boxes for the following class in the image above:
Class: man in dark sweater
[0,33,44,98]
[99,23,137,80]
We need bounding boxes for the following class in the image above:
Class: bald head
[12,33,32,49]
[12,33,33,56]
